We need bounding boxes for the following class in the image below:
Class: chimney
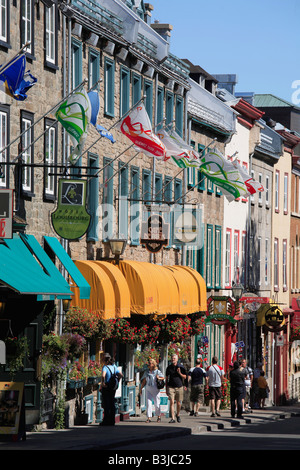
[151,21,173,43]
[144,3,154,24]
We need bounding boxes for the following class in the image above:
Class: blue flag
[0,53,37,101]
[87,90,115,143]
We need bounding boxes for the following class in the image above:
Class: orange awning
[117,260,206,316]
[178,265,207,312]
[70,260,130,319]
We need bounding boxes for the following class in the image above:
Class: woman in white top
[139,358,164,422]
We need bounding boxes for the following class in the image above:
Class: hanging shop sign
[140,211,169,253]
[172,205,203,247]
[0,382,26,442]
[264,305,285,332]
[51,178,91,240]
[0,189,13,239]
[205,296,237,325]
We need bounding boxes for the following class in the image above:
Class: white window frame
[225,230,231,286]
[45,125,55,196]
[284,173,288,214]
[283,240,287,290]
[21,0,32,54]
[265,238,269,285]
[22,117,32,192]
[275,171,279,211]
[0,0,7,42]
[265,175,269,207]
[45,5,55,64]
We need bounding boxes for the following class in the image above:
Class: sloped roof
[254,94,298,109]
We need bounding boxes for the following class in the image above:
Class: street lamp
[108,238,127,264]
[231,281,244,301]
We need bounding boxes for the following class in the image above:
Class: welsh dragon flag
[55,88,91,164]
[117,103,167,159]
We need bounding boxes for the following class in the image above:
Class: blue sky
[148,0,300,103]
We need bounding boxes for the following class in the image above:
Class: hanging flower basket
[67,361,87,388]
[87,360,102,384]
[5,336,29,379]
[63,307,100,339]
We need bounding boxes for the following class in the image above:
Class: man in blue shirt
[188,359,207,416]
[100,353,123,426]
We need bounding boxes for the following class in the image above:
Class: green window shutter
[132,72,141,107]
[166,91,174,127]
[71,38,82,88]
[87,154,99,241]
[144,79,153,123]
[88,48,100,90]
[175,178,182,203]
[119,161,128,238]
[156,86,164,131]
[175,96,183,137]
[155,173,163,202]
[215,225,222,288]
[197,144,206,191]
[120,66,130,117]
[104,58,115,117]
[102,157,114,240]
[130,166,140,246]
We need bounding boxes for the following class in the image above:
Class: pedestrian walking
[166,354,187,423]
[188,359,207,416]
[257,371,270,409]
[252,362,263,409]
[206,356,224,417]
[240,358,253,412]
[229,361,245,418]
[139,359,164,422]
[100,353,123,426]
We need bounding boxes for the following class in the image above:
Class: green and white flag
[199,149,248,201]
[171,149,247,202]
[55,88,91,164]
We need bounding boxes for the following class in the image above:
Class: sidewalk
[1,405,300,450]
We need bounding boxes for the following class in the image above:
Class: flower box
[87,376,101,385]
[67,379,86,389]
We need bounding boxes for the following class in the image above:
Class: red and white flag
[232,159,264,195]
[118,103,167,159]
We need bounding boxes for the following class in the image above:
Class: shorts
[258,388,268,399]
[209,386,222,400]
[190,384,204,404]
[168,387,184,402]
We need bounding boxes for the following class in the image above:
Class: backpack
[106,365,119,391]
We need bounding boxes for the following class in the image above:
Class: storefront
[70,259,207,419]
[0,233,91,428]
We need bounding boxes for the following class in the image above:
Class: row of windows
[71,38,185,133]
[1,1,58,68]
[0,105,57,199]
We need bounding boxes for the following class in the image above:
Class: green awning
[44,236,91,299]
[0,234,73,299]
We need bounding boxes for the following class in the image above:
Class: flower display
[63,307,100,339]
[68,361,87,381]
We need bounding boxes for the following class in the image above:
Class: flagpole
[3,78,88,158]
[0,42,31,75]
